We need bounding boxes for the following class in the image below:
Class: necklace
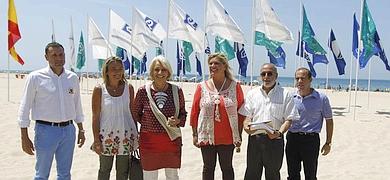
[211,78,226,122]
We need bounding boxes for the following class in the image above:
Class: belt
[36,120,73,127]
[288,131,318,136]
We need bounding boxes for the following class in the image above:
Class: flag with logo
[268,47,286,69]
[301,5,328,65]
[8,0,24,65]
[215,36,235,60]
[183,41,193,72]
[116,47,130,70]
[132,8,166,59]
[169,0,204,53]
[109,10,137,58]
[255,0,293,43]
[328,29,346,75]
[206,0,245,43]
[76,31,86,70]
[359,0,380,69]
[88,17,113,59]
[234,42,249,77]
[373,31,390,71]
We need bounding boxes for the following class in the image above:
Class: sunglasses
[260,72,273,77]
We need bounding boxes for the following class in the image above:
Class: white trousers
[143,168,179,180]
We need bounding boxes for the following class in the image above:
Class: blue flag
[268,47,286,69]
[374,31,390,71]
[352,13,360,59]
[234,42,249,77]
[328,29,346,75]
[307,59,317,78]
[140,53,148,74]
[195,53,202,76]
[116,47,130,70]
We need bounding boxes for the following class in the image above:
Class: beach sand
[1,73,390,180]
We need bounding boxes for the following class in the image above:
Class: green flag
[132,56,141,73]
[215,36,235,61]
[359,0,380,68]
[254,31,282,57]
[76,31,86,70]
[98,59,105,72]
[183,41,193,72]
[301,6,326,55]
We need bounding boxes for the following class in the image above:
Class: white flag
[206,0,245,43]
[109,10,133,53]
[132,8,166,59]
[255,0,293,42]
[168,0,204,53]
[68,16,76,71]
[88,17,113,59]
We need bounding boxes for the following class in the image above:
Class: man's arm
[267,119,291,139]
[321,119,333,155]
[21,128,34,155]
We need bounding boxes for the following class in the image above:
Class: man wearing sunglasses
[239,63,298,180]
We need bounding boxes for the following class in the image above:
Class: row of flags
[7,0,389,80]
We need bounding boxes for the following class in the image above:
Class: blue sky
[1,0,390,80]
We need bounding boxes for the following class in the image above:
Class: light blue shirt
[289,89,332,133]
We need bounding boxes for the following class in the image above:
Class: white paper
[249,122,275,134]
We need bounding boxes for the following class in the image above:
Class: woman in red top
[133,56,187,180]
[190,53,244,180]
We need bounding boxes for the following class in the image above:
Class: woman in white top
[91,57,139,180]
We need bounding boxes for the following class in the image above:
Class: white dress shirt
[239,84,298,135]
[18,66,84,128]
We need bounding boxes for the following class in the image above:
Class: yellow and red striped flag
[8,0,24,65]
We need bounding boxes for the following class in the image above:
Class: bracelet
[325,142,332,146]
[79,129,86,133]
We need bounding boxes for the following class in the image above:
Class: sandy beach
[1,72,390,180]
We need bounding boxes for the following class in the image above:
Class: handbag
[128,150,143,180]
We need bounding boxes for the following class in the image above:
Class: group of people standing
[18,42,333,180]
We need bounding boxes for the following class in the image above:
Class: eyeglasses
[260,72,273,77]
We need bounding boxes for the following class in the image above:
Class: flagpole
[203,0,207,81]
[367,60,371,109]
[348,51,354,113]
[250,0,256,87]
[7,55,10,102]
[166,0,171,60]
[86,15,90,94]
[52,18,56,42]
[353,0,364,121]
[130,7,136,83]
[299,2,303,67]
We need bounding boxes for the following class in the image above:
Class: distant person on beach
[91,57,139,179]
[133,56,187,180]
[239,63,297,180]
[18,42,85,179]
[286,67,334,180]
[190,53,245,180]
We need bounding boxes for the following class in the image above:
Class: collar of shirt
[260,83,280,97]
[294,88,319,100]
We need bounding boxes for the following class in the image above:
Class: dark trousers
[244,134,284,180]
[286,132,320,180]
[200,144,235,180]
[98,155,129,180]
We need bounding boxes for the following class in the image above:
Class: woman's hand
[192,135,200,148]
[167,116,180,127]
[92,141,103,155]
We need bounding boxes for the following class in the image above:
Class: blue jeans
[34,123,76,180]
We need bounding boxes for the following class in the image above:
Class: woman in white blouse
[91,57,139,180]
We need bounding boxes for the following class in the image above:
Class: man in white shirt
[18,42,85,180]
[239,63,297,180]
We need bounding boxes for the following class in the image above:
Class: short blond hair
[208,53,234,81]
[101,56,127,85]
[149,55,173,81]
